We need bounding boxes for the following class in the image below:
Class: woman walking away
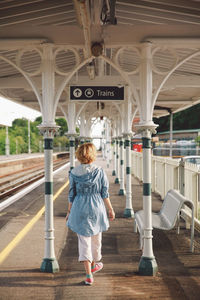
[66,143,115,285]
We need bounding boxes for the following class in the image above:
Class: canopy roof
[0,0,200,122]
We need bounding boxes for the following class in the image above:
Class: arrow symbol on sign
[73,88,82,98]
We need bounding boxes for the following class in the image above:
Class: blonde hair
[75,143,97,164]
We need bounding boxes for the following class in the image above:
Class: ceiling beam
[0,38,49,49]
[1,25,200,48]
[0,73,199,89]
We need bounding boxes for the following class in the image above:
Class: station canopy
[0,0,200,122]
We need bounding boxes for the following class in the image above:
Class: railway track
[0,158,69,200]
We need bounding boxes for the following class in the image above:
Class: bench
[134,189,194,252]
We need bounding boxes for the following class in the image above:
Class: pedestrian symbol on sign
[73,88,82,98]
[85,88,94,98]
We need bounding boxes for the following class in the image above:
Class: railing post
[179,160,185,196]
[198,172,200,215]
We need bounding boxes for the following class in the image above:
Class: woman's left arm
[66,173,76,221]
[68,173,76,203]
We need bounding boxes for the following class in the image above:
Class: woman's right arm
[68,173,76,202]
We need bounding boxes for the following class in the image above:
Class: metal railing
[153,147,200,157]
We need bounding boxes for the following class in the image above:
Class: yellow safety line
[0,180,69,265]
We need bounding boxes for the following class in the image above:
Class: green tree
[0,116,77,155]
[55,118,68,136]
[54,136,69,149]
[154,103,200,133]
[15,136,26,153]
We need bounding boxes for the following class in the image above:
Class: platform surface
[0,154,200,299]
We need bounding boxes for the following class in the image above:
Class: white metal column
[102,126,106,159]
[124,133,134,217]
[119,137,125,195]
[39,44,59,273]
[105,120,111,168]
[123,90,134,217]
[66,102,77,170]
[115,138,120,184]
[69,135,76,170]
[137,42,158,276]
[112,138,116,176]
[79,110,86,144]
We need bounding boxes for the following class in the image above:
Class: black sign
[70,86,124,100]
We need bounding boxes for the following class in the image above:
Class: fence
[131,151,199,219]
[153,143,200,157]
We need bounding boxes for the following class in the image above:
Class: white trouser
[77,233,102,263]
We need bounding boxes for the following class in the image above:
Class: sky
[0,97,41,126]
